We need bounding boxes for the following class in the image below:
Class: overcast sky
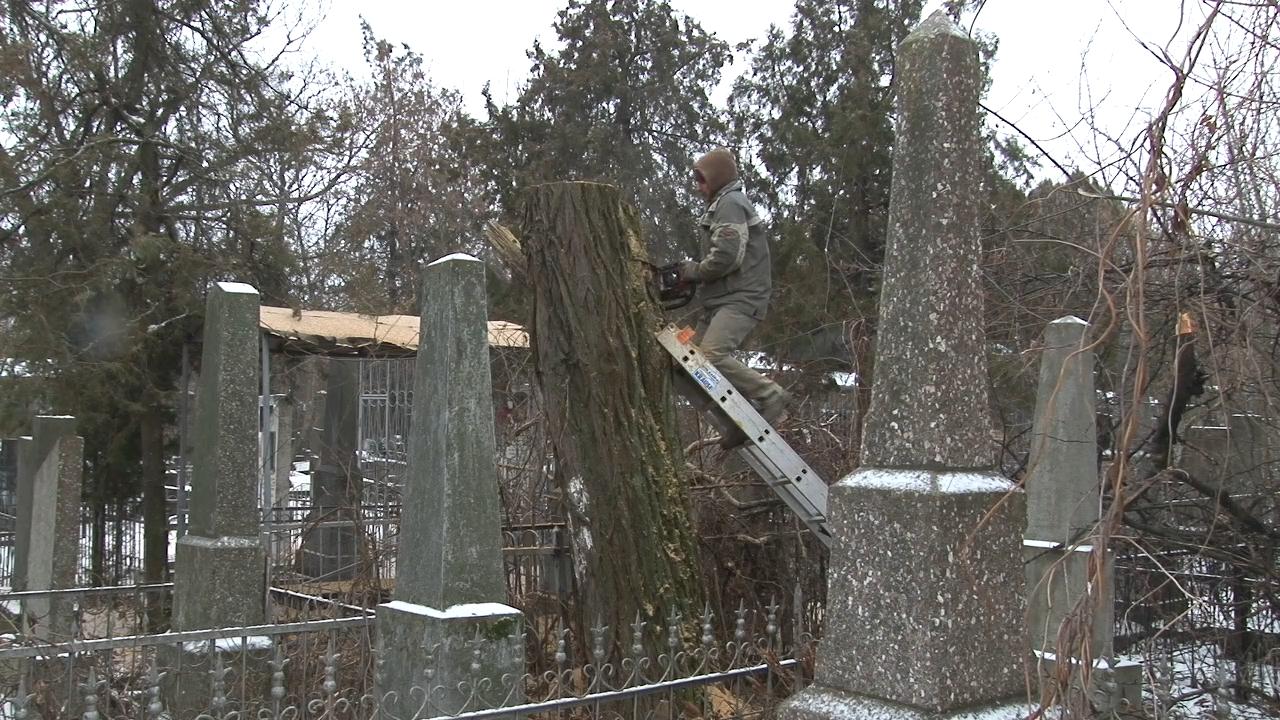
[297,0,1203,180]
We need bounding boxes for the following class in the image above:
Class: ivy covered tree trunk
[519,181,703,658]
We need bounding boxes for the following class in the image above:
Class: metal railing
[0,585,810,720]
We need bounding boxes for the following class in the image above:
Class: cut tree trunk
[519,181,703,660]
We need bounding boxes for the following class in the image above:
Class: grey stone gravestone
[12,416,76,593]
[1024,317,1139,712]
[1184,414,1280,503]
[17,416,81,639]
[300,360,359,579]
[172,282,266,631]
[780,12,1028,720]
[166,282,269,713]
[376,255,522,718]
[1027,317,1099,546]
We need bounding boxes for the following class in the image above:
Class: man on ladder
[675,148,791,449]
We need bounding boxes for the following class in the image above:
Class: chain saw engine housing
[654,262,697,310]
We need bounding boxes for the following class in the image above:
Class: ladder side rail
[738,447,834,547]
[741,432,828,509]
[657,325,832,547]
[659,327,828,510]
[738,445,826,520]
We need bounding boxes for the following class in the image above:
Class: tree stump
[519,181,703,658]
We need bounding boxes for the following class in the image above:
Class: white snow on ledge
[177,535,260,549]
[1024,539,1095,553]
[381,600,520,619]
[182,636,273,654]
[1052,315,1088,326]
[428,253,480,266]
[1033,649,1142,670]
[786,687,1031,720]
[839,468,1015,494]
[216,281,258,295]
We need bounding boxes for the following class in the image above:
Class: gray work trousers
[675,305,784,412]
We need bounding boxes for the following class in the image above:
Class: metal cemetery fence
[0,584,809,720]
[357,359,414,511]
[0,507,569,611]
[1114,548,1280,711]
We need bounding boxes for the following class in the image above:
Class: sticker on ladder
[691,368,716,392]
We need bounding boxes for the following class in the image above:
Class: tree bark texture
[519,181,703,658]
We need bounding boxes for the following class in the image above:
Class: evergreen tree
[728,0,924,366]
[0,0,347,587]
[480,0,730,259]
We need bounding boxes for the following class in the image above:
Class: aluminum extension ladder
[656,325,833,547]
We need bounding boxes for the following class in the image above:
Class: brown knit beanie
[693,148,738,196]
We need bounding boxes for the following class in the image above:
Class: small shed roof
[259,306,528,358]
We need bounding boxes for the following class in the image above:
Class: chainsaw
[652,261,697,310]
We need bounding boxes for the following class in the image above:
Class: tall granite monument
[172,281,266,631]
[780,11,1028,720]
[376,255,522,717]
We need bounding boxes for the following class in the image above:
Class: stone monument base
[782,686,1031,720]
[1030,653,1143,715]
[815,470,1026,708]
[172,535,266,631]
[1024,542,1115,654]
[376,600,524,719]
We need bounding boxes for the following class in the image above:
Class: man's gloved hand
[678,259,700,282]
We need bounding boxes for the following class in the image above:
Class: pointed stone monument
[165,282,269,712]
[1024,317,1140,712]
[172,281,267,631]
[14,415,82,639]
[780,12,1028,720]
[376,255,522,717]
[13,416,77,594]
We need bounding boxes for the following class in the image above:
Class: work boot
[708,407,750,450]
[718,424,749,451]
[759,389,792,427]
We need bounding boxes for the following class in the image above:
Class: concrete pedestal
[1029,653,1143,715]
[376,601,524,718]
[781,470,1027,720]
[172,535,266,631]
[1025,544,1114,658]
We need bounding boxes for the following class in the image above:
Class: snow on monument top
[216,281,258,295]
[428,253,480,266]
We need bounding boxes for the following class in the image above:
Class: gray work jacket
[692,180,771,317]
